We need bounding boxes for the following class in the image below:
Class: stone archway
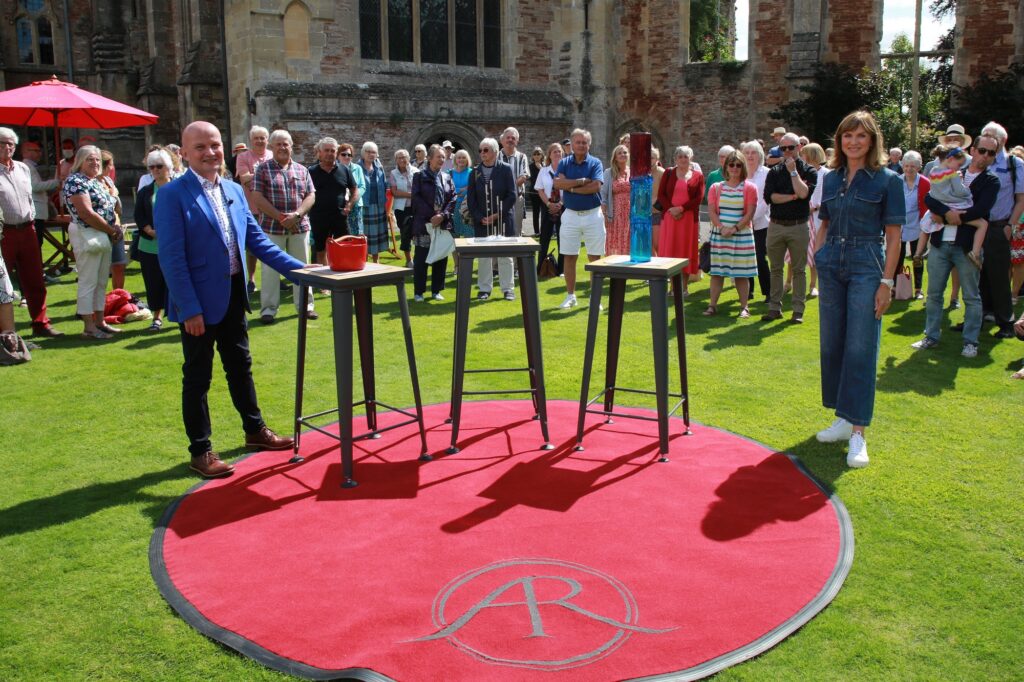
[404,120,483,156]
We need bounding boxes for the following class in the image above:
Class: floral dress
[607,174,631,255]
[62,172,117,226]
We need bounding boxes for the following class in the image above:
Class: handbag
[698,240,711,273]
[426,224,455,264]
[894,265,913,300]
[539,251,558,278]
[0,331,32,365]
[326,235,368,271]
[73,222,110,255]
[459,197,472,225]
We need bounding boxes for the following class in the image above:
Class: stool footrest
[465,367,531,374]
[297,400,421,443]
[462,388,537,397]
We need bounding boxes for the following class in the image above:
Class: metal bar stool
[447,237,553,454]
[291,264,428,488]
[575,256,691,461]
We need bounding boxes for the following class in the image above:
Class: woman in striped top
[705,151,758,317]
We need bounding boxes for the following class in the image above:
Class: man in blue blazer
[157,121,306,478]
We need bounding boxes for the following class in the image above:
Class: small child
[917,145,987,269]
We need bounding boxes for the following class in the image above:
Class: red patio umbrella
[0,74,158,131]
[0,75,158,220]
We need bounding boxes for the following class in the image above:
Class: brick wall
[955,0,1019,85]
[823,1,882,69]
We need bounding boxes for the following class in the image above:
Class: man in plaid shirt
[250,129,317,324]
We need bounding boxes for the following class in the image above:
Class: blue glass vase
[629,175,652,263]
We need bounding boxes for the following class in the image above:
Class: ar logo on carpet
[411,558,676,671]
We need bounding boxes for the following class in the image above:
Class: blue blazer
[155,170,304,325]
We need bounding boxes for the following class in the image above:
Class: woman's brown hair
[721,150,748,182]
[827,110,887,171]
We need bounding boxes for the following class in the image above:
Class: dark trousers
[748,227,771,298]
[413,240,447,295]
[979,219,1013,329]
[529,193,542,236]
[902,240,924,290]
[537,210,564,275]
[179,274,264,457]
[137,250,167,312]
[0,223,50,330]
[396,208,413,254]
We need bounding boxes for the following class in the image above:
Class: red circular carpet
[151,400,852,681]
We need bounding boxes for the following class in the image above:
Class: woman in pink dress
[601,144,631,255]
[657,145,705,292]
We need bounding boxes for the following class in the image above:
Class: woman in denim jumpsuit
[814,111,904,468]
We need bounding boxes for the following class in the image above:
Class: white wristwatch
[880,278,895,289]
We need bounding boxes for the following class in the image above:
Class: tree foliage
[949,64,1024,147]
[690,0,733,62]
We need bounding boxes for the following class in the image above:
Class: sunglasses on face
[148,164,165,170]
[479,148,491,153]
[726,162,743,168]
[779,145,797,152]
[340,152,352,157]
[974,147,997,157]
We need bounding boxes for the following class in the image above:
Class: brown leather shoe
[761,310,783,321]
[245,425,294,451]
[190,451,234,478]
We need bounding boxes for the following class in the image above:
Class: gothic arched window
[359,0,501,68]
[15,0,55,66]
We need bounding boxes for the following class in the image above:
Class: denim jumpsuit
[816,166,904,426]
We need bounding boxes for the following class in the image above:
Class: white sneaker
[558,294,577,309]
[961,343,978,358]
[816,417,853,443]
[846,432,869,468]
[431,293,444,301]
[413,294,425,302]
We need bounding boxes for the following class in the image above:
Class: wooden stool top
[585,255,689,280]
[454,237,539,257]
[290,263,412,290]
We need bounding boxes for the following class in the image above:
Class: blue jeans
[924,242,982,345]
[816,237,885,427]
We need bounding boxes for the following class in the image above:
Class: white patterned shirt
[191,168,242,275]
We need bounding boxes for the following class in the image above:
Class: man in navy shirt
[553,128,604,309]
[308,136,359,266]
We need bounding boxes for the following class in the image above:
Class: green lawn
[1,252,1021,680]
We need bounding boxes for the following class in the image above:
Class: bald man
[155,121,305,478]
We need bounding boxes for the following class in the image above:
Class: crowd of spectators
[2,113,1022,466]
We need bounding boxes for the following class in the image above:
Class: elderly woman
[535,142,565,275]
[705,151,758,317]
[337,143,365,238]
[657,145,705,293]
[389,149,418,267]
[133,149,174,331]
[451,149,473,239]
[62,146,122,338]
[412,144,428,170]
[814,110,904,468]
[741,140,771,299]
[410,144,456,301]
[897,150,930,299]
[601,144,631,255]
[703,145,736,203]
[359,141,388,263]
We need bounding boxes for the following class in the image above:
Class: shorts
[110,233,128,265]
[559,207,605,256]
[309,214,349,251]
